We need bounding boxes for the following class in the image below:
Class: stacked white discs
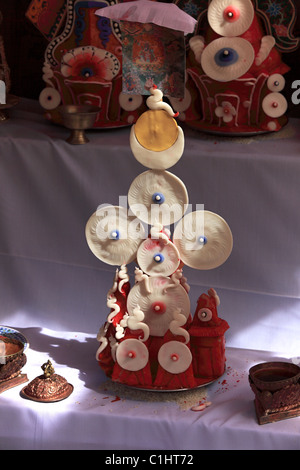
[86,86,233,385]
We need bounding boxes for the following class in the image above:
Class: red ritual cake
[85,87,233,390]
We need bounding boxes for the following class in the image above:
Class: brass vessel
[58,104,100,144]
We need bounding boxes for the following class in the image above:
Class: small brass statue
[41,360,55,378]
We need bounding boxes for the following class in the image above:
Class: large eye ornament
[214,48,239,67]
[198,308,213,322]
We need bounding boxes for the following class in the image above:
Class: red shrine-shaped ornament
[29,0,197,128]
[29,0,147,128]
[86,86,233,390]
[170,0,299,134]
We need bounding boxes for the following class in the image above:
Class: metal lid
[21,360,73,402]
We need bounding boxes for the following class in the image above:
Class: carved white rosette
[86,86,232,390]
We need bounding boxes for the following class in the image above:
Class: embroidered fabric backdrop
[0,1,299,117]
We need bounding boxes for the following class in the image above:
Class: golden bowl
[58,104,100,144]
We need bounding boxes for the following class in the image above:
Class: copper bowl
[0,334,27,381]
[249,361,300,392]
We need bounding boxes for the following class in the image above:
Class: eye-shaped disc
[137,238,180,277]
[201,37,254,82]
[207,0,254,37]
[262,92,288,118]
[128,170,188,226]
[267,74,285,92]
[116,339,149,371]
[119,92,143,111]
[127,276,190,337]
[173,210,233,270]
[198,308,213,322]
[85,206,145,266]
[157,341,192,374]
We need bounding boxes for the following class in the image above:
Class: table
[0,99,299,450]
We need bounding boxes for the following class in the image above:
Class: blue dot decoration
[153,253,165,263]
[110,229,120,240]
[214,48,238,67]
[198,235,207,246]
[152,192,165,204]
[81,67,94,77]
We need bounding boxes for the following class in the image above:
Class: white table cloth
[0,99,299,450]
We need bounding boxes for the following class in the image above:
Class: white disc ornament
[85,205,145,266]
[201,37,255,82]
[130,124,184,170]
[137,238,180,277]
[39,87,61,110]
[157,341,192,374]
[267,74,285,92]
[116,338,149,372]
[127,276,190,337]
[169,89,192,114]
[207,0,254,37]
[128,170,188,226]
[173,210,233,270]
[119,93,143,111]
[262,92,288,118]
[130,86,184,169]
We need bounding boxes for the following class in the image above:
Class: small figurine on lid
[21,360,73,402]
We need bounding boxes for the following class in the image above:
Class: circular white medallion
[85,206,145,266]
[201,37,255,82]
[262,92,288,118]
[157,341,192,374]
[128,170,188,226]
[169,89,192,113]
[137,238,180,277]
[127,276,190,337]
[116,339,149,371]
[173,210,233,270]
[198,308,213,322]
[208,0,254,37]
[39,87,61,110]
[119,93,143,111]
[267,74,285,92]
